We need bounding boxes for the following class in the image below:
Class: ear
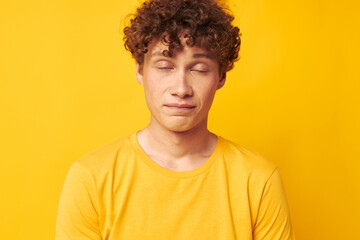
[135,62,144,85]
[217,72,226,90]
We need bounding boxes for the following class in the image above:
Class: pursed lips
[163,103,196,112]
[165,103,195,108]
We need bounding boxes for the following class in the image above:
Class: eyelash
[158,67,173,70]
[157,67,208,74]
[191,69,208,73]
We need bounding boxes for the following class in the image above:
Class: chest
[100,170,254,240]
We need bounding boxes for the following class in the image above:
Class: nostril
[170,85,193,98]
[167,70,194,98]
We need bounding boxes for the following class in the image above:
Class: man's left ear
[217,72,226,90]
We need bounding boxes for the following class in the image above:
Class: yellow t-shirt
[56,133,295,240]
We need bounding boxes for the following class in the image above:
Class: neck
[137,119,217,163]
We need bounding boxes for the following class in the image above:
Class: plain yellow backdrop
[1,0,359,239]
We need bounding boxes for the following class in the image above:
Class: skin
[135,35,226,171]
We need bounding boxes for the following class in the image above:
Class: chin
[169,126,193,133]
[162,123,192,133]
[161,118,202,133]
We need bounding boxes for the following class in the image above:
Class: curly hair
[123,0,241,74]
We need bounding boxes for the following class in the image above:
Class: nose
[169,69,193,98]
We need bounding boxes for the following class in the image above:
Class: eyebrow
[193,53,214,59]
[150,51,214,59]
[150,51,166,57]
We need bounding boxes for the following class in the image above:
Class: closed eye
[190,63,210,74]
[158,67,173,70]
[191,69,209,73]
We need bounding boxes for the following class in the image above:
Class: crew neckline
[130,132,223,178]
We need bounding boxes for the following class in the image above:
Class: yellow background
[1,0,359,239]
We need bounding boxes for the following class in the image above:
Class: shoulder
[72,134,135,177]
[218,136,277,181]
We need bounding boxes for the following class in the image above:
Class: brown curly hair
[123,0,241,74]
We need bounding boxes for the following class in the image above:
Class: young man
[56,0,295,239]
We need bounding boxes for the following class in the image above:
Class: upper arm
[55,162,102,240]
[253,169,295,240]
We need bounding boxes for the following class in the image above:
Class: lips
[165,103,196,108]
[164,103,196,113]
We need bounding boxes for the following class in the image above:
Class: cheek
[145,74,171,96]
[143,78,166,107]
[144,87,159,105]
[197,83,218,104]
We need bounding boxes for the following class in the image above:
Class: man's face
[136,37,226,133]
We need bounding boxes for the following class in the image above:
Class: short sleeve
[253,169,295,240]
[55,162,102,240]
